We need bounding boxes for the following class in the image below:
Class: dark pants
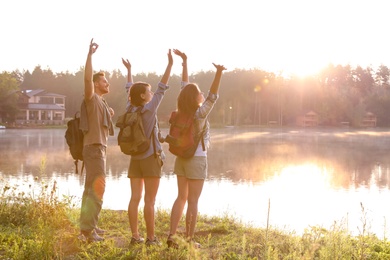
[80,144,106,232]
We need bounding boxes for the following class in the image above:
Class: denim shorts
[128,154,163,178]
[174,156,208,180]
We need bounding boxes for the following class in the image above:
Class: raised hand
[212,63,227,71]
[122,58,131,70]
[173,49,187,62]
[167,49,173,65]
[89,38,99,55]
[161,49,173,85]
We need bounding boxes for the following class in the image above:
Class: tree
[0,72,20,123]
[375,64,390,89]
[352,66,374,95]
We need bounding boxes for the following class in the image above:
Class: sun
[273,37,330,78]
[278,51,328,78]
[288,61,324,78]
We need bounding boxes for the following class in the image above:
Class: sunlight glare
[265,163,331,200]
[260,163,341,232]
[282,60,325,78]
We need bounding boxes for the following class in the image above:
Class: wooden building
[296,111,319,127]
[360,112,377,128]
[15,89,66,125]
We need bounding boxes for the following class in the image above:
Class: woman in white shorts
[167,49,226,248]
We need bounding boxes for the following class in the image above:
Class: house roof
[24,89,65,98]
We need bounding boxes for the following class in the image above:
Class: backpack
[65,111,84,174]
[116,106,151,156]
[165,111,206,159]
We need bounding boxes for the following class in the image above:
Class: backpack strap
[74,160,79,174]
[75,160,85,175]
[151,116,159,158]
[195,108,207,152]
[199,121,207,151]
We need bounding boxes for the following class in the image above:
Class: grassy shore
[1,179,390,260]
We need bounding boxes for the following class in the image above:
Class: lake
[1,127,390,237]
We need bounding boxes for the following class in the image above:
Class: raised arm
[209,63,227,94]
[122,58,133,83]
[173,49,188,82]
[160,49,173,85]
[84,38,98,101]
[122,58,133,102]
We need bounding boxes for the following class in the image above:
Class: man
[79,38,114,242]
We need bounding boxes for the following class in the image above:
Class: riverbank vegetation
[2,178,390,259]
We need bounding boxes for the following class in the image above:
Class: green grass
[2,178,390,260]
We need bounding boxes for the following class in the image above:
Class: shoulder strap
[200,121,207,151]
[196,108,208,151]
[151,116,158,157]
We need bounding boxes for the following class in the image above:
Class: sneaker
[130,237,145,245]
[95,227,106,235]
[167,234,179,249]
[81,229,104,243]
[145,237,162,246]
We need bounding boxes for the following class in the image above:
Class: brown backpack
[116,107,151,156]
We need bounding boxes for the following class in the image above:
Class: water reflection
[2,128,390,236]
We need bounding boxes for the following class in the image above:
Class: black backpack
[65,112,84,174]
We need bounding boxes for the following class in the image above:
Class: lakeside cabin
[296,111,319,127]
[360,112,377,128]
[15,89,66,125]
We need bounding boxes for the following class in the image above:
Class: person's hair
[177,83,201,115]
[130,82,150,106]
[93,71,105,83]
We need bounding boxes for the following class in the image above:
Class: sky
[2,0,390,77]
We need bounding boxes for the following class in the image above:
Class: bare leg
[185,179,204,239]
[128,178,143,239]
[144,177,160,240]
[169,176,189,235]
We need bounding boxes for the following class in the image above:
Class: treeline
[2,63,390,127]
